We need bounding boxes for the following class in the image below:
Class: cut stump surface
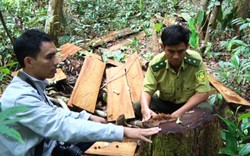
[138,108,223,156]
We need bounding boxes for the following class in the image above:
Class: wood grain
[126,53,144,103]
[68,55,106,112]
[106,66,135,121]
[209,75,250,106]
[84,141,137,156]
[59,42,82,61]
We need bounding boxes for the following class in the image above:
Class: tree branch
[0,10,14,45]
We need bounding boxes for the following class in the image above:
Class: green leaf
[238,112,250,122]
[216,115,237,133]
[241,120,250,132]
[224,131,238,154]
[239,23,249,31]
[239,143,250,156]
[188,18,196,31]
[0,105,28,121]
[181,13,191,22]
[217,93,224,102]
[0,125,24,143]
[225,109,234,116]
[154,23,163,33]
[231,54,239,67]
[196,10,204,26]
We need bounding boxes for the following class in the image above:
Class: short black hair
[13,29,53,67]
[161,25,190,47]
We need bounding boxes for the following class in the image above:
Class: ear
[23,57,34,68]
[160,43,164,50]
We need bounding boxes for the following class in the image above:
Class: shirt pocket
[159,85,173,99]
[182,83,195,99]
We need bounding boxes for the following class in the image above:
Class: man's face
[162,42,187,69]
[30,41,59,80]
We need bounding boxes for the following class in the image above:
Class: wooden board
[84,141,137,156]
[11,68,66,84]
[59,42,82,61]
[209,75,250,106]
[68,55,106,112]
[106,66,135,121]
[47,68,67,84]
[126,53,144,103]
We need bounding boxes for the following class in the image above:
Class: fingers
[151,111,157,117]
[140,136,153,143]
[141,127,162,135]
[139,127,161,143]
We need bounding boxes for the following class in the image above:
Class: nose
[54,57,60,66]
[173,52,180,59]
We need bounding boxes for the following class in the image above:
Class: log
[81,28,136,49]
[138,108,223,156]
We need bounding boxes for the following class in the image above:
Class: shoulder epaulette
[184,57,200,67]
[151,60,166,72]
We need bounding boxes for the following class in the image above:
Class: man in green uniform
[134,25,211,121]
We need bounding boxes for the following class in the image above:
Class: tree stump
[138,108,223,156]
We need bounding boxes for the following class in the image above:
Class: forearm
[172,92,209,117]
[140,92,152,110]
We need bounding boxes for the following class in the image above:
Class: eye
[168,50,175,54]
[178,50,185,54]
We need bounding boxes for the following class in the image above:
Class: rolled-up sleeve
[195,62,211,93]
[142,63,157,96]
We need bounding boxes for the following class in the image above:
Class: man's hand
[141,108,157,122]
[124,127,161,143]
[89,115,107,123]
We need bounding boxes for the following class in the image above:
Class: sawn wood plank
[84,141,137,156]
[68,55,106,112]
[209,75,250,106]
[126,53,144,103]
[106,66,135,121]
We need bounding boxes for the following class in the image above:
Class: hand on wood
[141,108,157,122]
[89,114,107,123]
[124,127,161,143]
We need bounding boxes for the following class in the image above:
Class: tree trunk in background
[200,0,209,11]
[44,0,64,46]
[237,0,250,19]
[0,11,14,45]
[204,0,221,45]
[198,0,209,40]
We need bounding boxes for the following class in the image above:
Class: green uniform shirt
[142,50,211,104]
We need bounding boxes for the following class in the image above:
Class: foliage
[217,107,250,156]
[221,37,250,58]
[188,18,199,50]
[102,50,126,63]
[63,0,174,42]
[214,53,250,93]
[0,105,28,143]
[207,93,223,106]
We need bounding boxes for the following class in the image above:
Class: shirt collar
[165,59,186,71]
[21,71,49,91]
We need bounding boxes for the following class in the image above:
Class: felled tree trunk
[139,108,223,156]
